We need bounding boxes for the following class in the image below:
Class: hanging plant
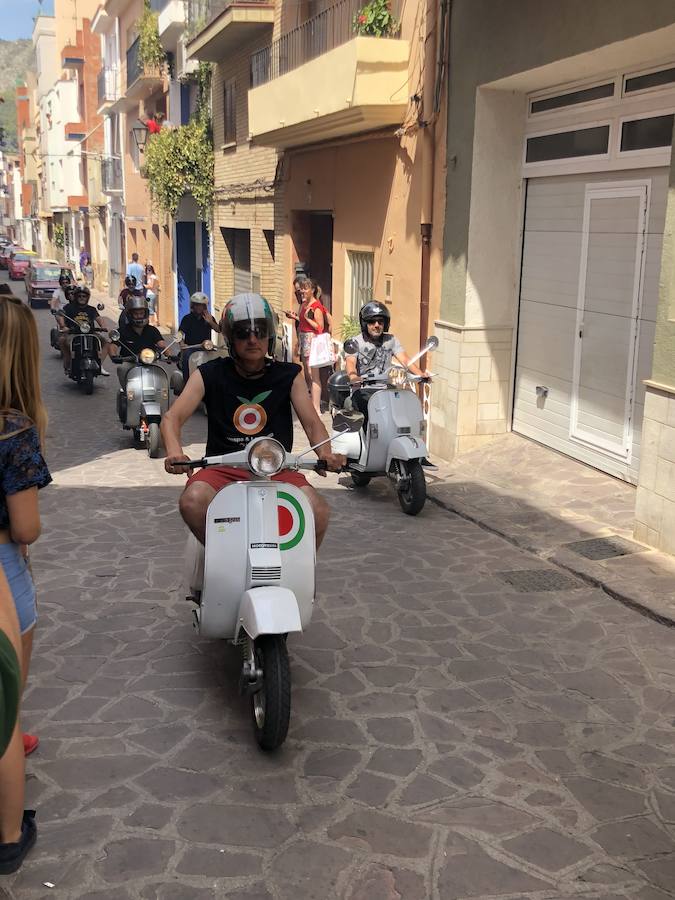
[138,0,166,70]
[141,117,214,220]
[352,0,399,37]
[53,223,65,250]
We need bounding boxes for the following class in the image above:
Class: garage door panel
[576,387,625,442]
[517,300,575,378]
[577,311,633,395]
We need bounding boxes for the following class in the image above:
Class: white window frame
[345,248,374,319]
[522,118,613,170]
[622,61,675,99]
[528,77,618,118]
[615,105,675,162]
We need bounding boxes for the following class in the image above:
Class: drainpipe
[419,0,450,347]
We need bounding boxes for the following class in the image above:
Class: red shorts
[188,465,309,492]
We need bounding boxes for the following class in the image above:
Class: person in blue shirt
[126,252,144,286]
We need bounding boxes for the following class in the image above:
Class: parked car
[8,250,37,281]
[25,261,74,309]
[0,244,19,270]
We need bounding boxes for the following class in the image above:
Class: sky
[1,0,54,40]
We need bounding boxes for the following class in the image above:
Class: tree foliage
[141,117,213,219]
[137,0,166,69]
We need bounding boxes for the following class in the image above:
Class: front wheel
[251,635,291,751]
[397,460,426,516]
[147,422,161,458]
[351,472,371,487]
[83,371,94,394]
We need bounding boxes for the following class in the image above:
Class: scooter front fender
[235,587,302,641]
[141,401,162,420]
[386,435,428,471]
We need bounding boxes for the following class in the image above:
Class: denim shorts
[0,543,37,634]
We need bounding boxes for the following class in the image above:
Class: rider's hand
[317,452,346,476]
[284,310,299,321]
[165,454,191,475]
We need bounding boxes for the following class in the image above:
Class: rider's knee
[309,489,330,531]
[179,482,211,524]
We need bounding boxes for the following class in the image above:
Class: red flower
[358,13,367,23]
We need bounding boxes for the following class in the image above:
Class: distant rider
[178,292,219,382]
[57,285,112,376]
[162,293,345,548]
[113,296,169,388]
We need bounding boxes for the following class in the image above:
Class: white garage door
[513,168,667,483]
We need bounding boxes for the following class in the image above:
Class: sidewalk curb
[427,488,675,628]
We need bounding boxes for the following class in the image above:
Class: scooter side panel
[274,483,315,629]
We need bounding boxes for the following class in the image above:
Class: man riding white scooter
[178,291,219,382]
[345,301,431,421]
[162,293,345,547]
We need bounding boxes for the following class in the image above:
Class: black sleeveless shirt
[199,357,301,455]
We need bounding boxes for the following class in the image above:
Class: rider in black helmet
[57,285,112,375]
[344,301,430,419]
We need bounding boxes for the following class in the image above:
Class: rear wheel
[350,472,371,488]
[251,635,291,751]
[83,371,94,395]
[147,422,161,458]
[397,460,426,516]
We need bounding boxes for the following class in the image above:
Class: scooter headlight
[248,438,286,477]
[388,367,407,387]
[140,348,156,365]
[202,339,214,351]
[79,322,91,334]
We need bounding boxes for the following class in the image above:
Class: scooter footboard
[236,587,302,641]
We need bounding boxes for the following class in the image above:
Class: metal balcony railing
[126,36,163,90]
[101,157,123,192]
[186,0,271,41]
[97,66,118,105]
[250,0,401,88]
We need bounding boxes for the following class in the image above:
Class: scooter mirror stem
[405,336,438,371]
[295,424,355,461]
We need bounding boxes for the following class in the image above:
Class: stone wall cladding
[429,321,513,459]
[634,385,675,554]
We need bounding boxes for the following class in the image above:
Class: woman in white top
[144,264,160,326]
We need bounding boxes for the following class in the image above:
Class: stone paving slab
[2,278,675,898]
[426,433,675,623]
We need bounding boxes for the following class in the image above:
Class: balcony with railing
[101,157,123,194]
[186,0,274,63]
[157,0,186,46]
[248,0,408,149]
[125,35,164,101]
[97,66,120,111]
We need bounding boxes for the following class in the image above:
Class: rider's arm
[345,355,359,382]
[206,312,219,331]
[290,373,344,472]
[162,370,206,472]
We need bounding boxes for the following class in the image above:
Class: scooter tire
[397,460,426,516]
[83,371,94,395]
[350,472,371,488]
[147,423,161,458]
[251,635,291,752]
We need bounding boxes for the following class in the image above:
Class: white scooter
[330,335,438,515]
[176,414,362,751]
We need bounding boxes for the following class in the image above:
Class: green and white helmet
[220,293,276,357]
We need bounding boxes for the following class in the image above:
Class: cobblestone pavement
[2,278,675,899]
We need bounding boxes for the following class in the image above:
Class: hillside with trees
[0,38,35,151]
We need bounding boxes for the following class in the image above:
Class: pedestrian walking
[0,294,52,761]
[0,565,36,874]
[78,245,90,276]
[284,275,303,364]
[296,278,334,414]
[126,252,144,286]
[144,263,160,326]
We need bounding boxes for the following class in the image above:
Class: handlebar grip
[172,458,206,469]
[315,460,328,472]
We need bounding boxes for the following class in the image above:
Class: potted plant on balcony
[353,0,400,37]
[138,0,166,73]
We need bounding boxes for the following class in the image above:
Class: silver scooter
[330,335,438,515]
[110,329,183,458]
[170,339,228,411]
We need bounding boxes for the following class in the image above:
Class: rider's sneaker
[100,368,111,377]
[23,733,39,756]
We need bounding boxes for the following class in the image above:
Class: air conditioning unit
[176,33,198,80]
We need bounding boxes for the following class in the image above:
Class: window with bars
[348,250,374,318]
[223,79,236,145]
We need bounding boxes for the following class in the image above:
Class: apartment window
[620,114,674,152]
[624,66,675,95]
[223,79,236,145]
[530,82,614,115]
[348,250,374,318]
[525,125,610,163]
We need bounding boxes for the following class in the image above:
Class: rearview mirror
[343,338,359,355]
[174,330,184,342]
[109,329,120,341]
[425,335,439,352]
[97,303,105,311]
[333,411,364,433]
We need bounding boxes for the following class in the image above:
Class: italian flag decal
[277,491,305,551]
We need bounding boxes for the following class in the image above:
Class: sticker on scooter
[234,391,272,435]
[277,491,305,551]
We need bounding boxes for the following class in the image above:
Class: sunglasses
[368,317,386,325]
[232,324,268,341]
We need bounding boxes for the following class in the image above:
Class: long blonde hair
[0,295,48,444]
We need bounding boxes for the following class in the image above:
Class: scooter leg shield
[235,587,302,641]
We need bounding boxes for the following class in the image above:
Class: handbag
[308,331,335,368]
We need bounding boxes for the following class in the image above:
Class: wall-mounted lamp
[131,123,148,152]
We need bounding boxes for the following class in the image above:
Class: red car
[8,250,37,281]
[25,261,74,309]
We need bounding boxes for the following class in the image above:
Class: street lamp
[132,123,148,152]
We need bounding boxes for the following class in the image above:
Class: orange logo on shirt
[233,391,271,435]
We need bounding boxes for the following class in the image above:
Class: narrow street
[3,274,675,900]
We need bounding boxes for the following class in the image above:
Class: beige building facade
[432,0,675,554]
